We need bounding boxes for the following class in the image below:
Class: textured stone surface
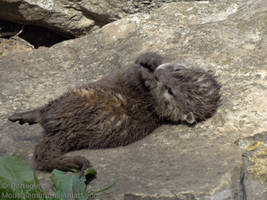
[236,132,267,200]
[69,128,243,200]
[0,0,266,199]
[0,0,192,37]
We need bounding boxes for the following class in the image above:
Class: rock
[236,132,267,200]
[0,0,189,37]
[0,0,95,37]
[0,20,67,48]
[0,37,33,56]
[70,128,243,200]
[0,0,266,199]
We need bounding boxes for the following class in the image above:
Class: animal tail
[8,109,41,125]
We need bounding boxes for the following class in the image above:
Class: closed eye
[167,88,174,95]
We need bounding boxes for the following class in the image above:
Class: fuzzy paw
[8,113,26,124]
[140,67,157,89]
[71,156,91,178]
[135,52,163,71]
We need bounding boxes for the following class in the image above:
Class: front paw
[140,67,157,89]
[68,156,92,178]
[8,113,27,125]
[135,52,163,71]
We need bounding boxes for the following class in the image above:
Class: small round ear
[183,112,196,124]
[135,52,163,71]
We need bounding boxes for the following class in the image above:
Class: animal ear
[183,112,195,124]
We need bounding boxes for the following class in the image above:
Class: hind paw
[72,156,92,178]
[8,112,38,125]
[8,113,26,124]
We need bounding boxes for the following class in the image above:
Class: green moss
[249,147,267,184]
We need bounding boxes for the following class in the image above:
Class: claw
[8,111,40,125]
[19,120,26,125]
[79,162,92,178]
[9,113,26,124]
[8,113,21,122]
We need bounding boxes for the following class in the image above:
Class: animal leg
[33,137,91,176]
[8,109,41,125]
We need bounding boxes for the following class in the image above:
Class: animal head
[141,62,221,124]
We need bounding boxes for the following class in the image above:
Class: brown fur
[140,61,221,123]
[8,52,221,174]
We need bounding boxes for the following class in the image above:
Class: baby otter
[8,52,221,174]
[141,60,221,124]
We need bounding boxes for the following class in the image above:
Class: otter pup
[8,52,221,174]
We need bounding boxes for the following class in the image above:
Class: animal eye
[175,68,183,71]
[167,88,174,95]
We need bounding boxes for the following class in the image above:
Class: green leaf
[50,170,88,200]
[84,168,97,177]
[0,156,39,184]
[0,156,114,200]
[89,179,118,196]
[0,156,56,200]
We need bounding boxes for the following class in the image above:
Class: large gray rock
[0,0,266,199]
[0,0,191,37]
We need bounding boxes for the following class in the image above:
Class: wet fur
[8,52,220,174]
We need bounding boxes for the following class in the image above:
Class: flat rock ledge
[0,0,189,37]
[35,126,244,200]
[69,127,244,200]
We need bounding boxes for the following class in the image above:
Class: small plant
[0,156,117,200]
